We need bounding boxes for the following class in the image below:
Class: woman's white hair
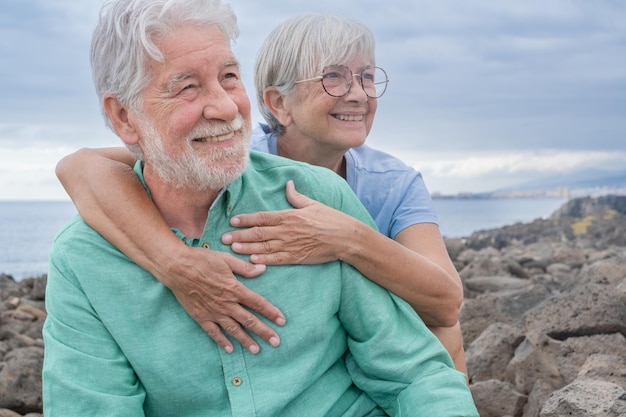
[254,13,376,134]
[91,0,239,132]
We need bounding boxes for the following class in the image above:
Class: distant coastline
[432,169,626,200]
[432,185,626,200]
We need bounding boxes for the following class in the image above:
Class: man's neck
[145,173,221,239]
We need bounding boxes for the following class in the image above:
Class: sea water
[432,197,567,238]
[0,198,567,280]
[0,201,77,280]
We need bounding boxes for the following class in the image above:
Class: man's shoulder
[248,151,343,183]
[50,215,114,259]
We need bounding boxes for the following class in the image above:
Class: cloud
[419,150,626,177]
[394,149,626,194]
[1,0,625,200]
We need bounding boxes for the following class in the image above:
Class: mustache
[186,114,246,141]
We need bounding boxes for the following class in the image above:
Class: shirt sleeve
[42,234,146,416]
[338,263,478,416]
[324,175,478,416]
[386,170,438,239]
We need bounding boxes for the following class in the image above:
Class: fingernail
[269,336,280,347]
[275,317,286,326]
[249,344,260,355]
[224,345,233,354]
[222,234,232,244]
[231,217,241,226]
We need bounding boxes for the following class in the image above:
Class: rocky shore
[1,195,625,416]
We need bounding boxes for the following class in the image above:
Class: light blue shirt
[251,124,439,239]
[43,151,477,416]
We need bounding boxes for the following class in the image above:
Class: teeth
[335,114,363,122]
[194,131,235,142]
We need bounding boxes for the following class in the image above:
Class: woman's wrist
[148,237,191,290]
[336,218,372,264]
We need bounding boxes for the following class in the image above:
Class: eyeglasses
[295,65,389,99]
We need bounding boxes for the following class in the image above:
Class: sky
[1,0,625,201]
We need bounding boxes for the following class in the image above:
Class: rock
[539,379,626,417]
[461,284,551,345]
[0,347,43,414]
[565,253,626,290]
[465,275,533,293]
[470,379,527,417]
[522,283,626,344]
[556,334,626,386]
[577,354,626,390]
[466,322,524,383]
[507,335,563,395]
[0,410,24,417]
[523,379,555,417]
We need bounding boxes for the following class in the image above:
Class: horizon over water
[432,197,567,238]
[0,198,567,281]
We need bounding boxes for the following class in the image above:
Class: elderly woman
[57,13,467,376]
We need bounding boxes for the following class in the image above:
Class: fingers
[204,314,279,355]
[235,280,286,327]
[170,252,285,355]
[285,180,313,209]
[230,258,266,277]
[227,181,313,229]
[222,225,284,256]
[230,209,282,228]
[194,286,285,355]
[201,321,235,353]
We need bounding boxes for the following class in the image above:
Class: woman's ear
[103,94,140,145]
[263,87,292,127]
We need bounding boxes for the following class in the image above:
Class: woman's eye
[323,72,341,79]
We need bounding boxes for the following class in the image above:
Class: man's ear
[103,94,140,145]
[263,87,292,127]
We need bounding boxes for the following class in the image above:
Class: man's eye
[176,84,197,95]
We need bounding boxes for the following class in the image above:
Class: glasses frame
[295,65,389,99]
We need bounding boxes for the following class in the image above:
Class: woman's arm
[223,181,463,327]
[56,147,286,354]
[224,181,468,378]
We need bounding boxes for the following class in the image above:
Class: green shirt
[43,151,477,416]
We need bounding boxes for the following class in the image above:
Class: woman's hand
[222,181,351,265]
[163,245,286,354]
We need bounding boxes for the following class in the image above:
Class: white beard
[138,114,250,191]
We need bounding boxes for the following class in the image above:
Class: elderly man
[42,0,478,416]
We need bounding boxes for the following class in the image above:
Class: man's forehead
[155,23,231,56]
[148,25,239,81]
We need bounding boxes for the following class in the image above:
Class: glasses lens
[361,67,388,98]
[321,66,351,97]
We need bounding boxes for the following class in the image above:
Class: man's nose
[202,87,239,121]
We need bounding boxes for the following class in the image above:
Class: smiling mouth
[333,114,364,122]
[193,131,236,143]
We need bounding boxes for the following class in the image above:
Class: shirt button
[202,243,210,249]
[232,376,242,386]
